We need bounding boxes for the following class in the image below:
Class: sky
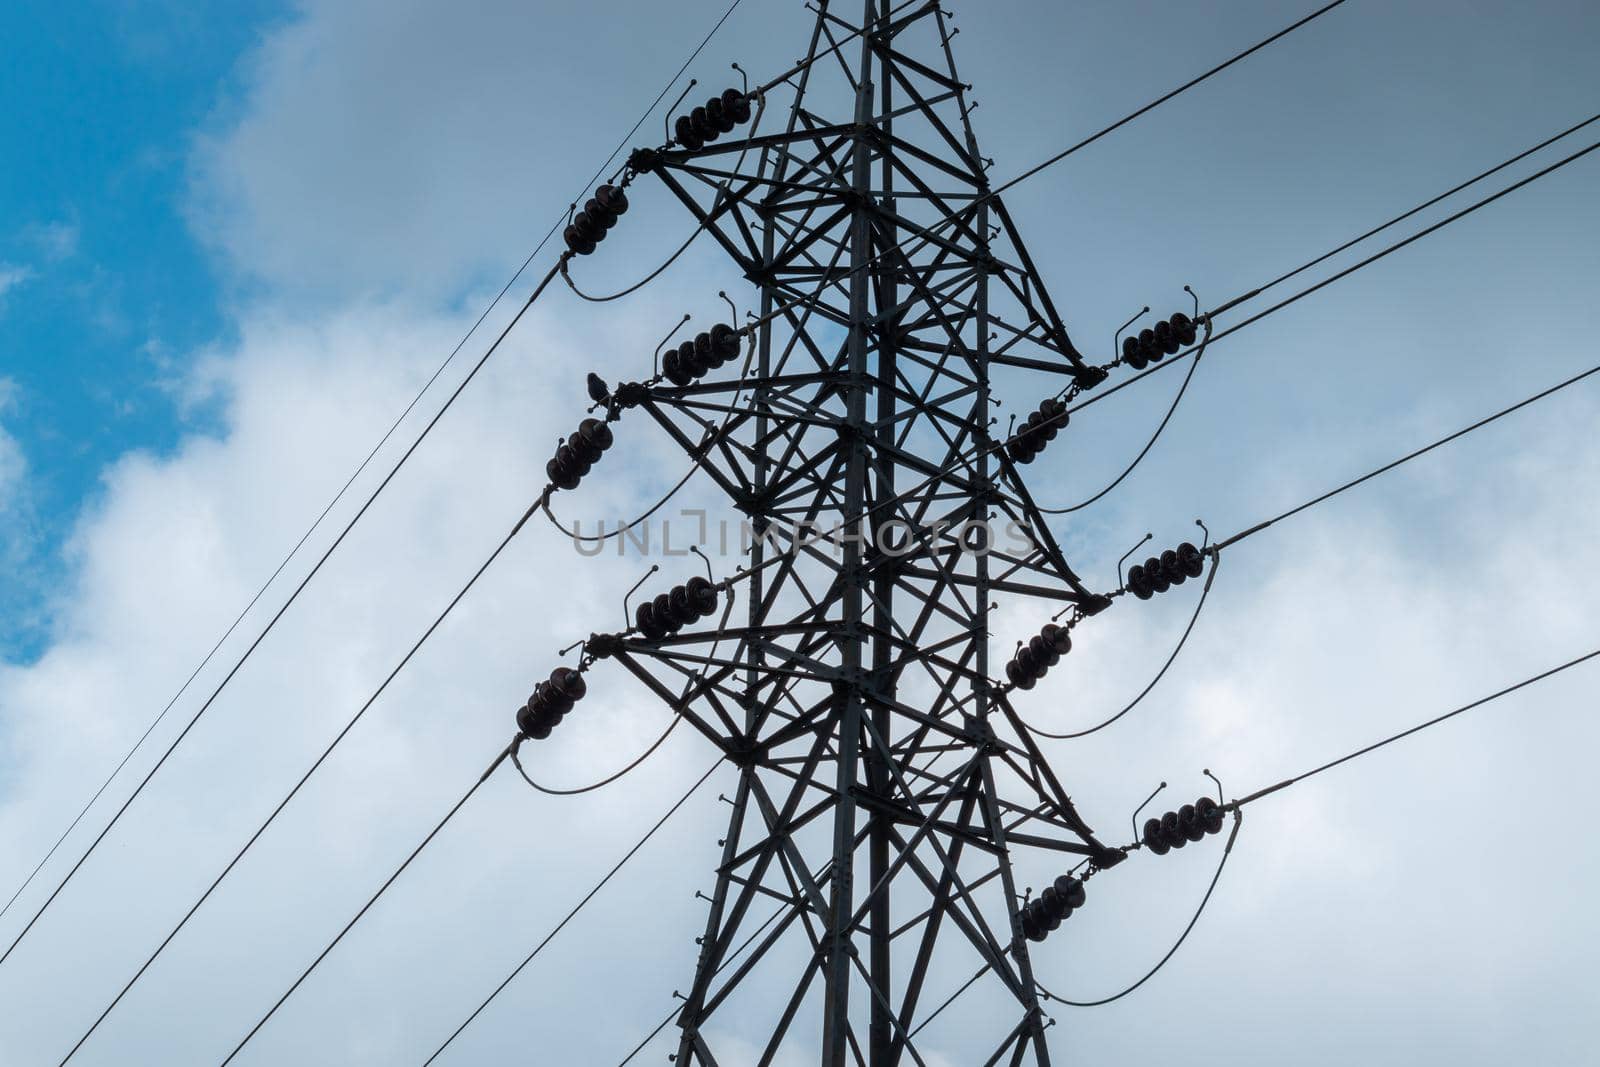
[0,0,1598,1064]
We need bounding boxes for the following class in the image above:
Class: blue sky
[0,1,282,659]
[0,2,1598,1064]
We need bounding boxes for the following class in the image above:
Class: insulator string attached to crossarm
[1021,548,1220,740]
[1035,311,1211,514]
[1035,810,1242,1007]
[543,324,759,543]
[562,94,768,303]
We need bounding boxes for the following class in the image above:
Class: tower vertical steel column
[603,2,1126,1061]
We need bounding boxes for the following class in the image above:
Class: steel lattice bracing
[596,3,1125,1063]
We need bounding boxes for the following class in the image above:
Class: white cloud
[0,264,33,305]
[25,221,79,263]
[0,380,32,571]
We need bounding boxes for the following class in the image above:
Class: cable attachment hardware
[1117,532,1153,591]
[653,313,692,379]
[672,86,754,152]
[562,183,630,257]
[635,576,720,641]
[622,564,661,630]
[515,666,588,741]
[1140,791,1227,855]
[1114,306,1150,364]
[1120,299,1198,370]
[1126,540,1205,600]
[1131,780,1167,846]
[1006,397,1068,464]
[1019,871,1087,943]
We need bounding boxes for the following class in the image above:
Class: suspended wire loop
[509,716,683,797]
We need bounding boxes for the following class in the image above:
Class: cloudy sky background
[2,0,1598,1063]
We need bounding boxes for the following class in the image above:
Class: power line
[1066,134,1600,420]
[1213,360,1600,553]
[1036,646,1600,1010]
[422,758,723,1066]
[991,0,1350,199]
[1231,647,1600,811]
[54,419,559,1064]
[1240,110,1600,304]
[2,263,564,979]
[1027,358,1599,742]
[214,742,519,1067]
[510,717,683,796]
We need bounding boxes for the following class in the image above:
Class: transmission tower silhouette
[553,2,1176,1061]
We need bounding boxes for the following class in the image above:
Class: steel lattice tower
[592,2,1127,1062]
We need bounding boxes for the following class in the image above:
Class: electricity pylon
[578,2,1132,1062]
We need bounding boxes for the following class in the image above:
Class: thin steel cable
[509,717,682,796]
[562,226,706,303]
[215,743,518,1067]
[1035,319,1211,514]
[1034,648,1600,1010]
[1036,813,1242,1007]
[4,264,562,981]
[1213,361,1600,553]
[1,0,745,936]
[1065,137,1600,420]
[615,1005,679,1067]
[1231,647,1600,811]
[1022,361,1597,740]
[423,758,722,1066]
[542,463,700,543]
[991,0,1350,199]
[1022,553,1221,740]
[1245,110,1600,302]
[56,488,549,1065]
